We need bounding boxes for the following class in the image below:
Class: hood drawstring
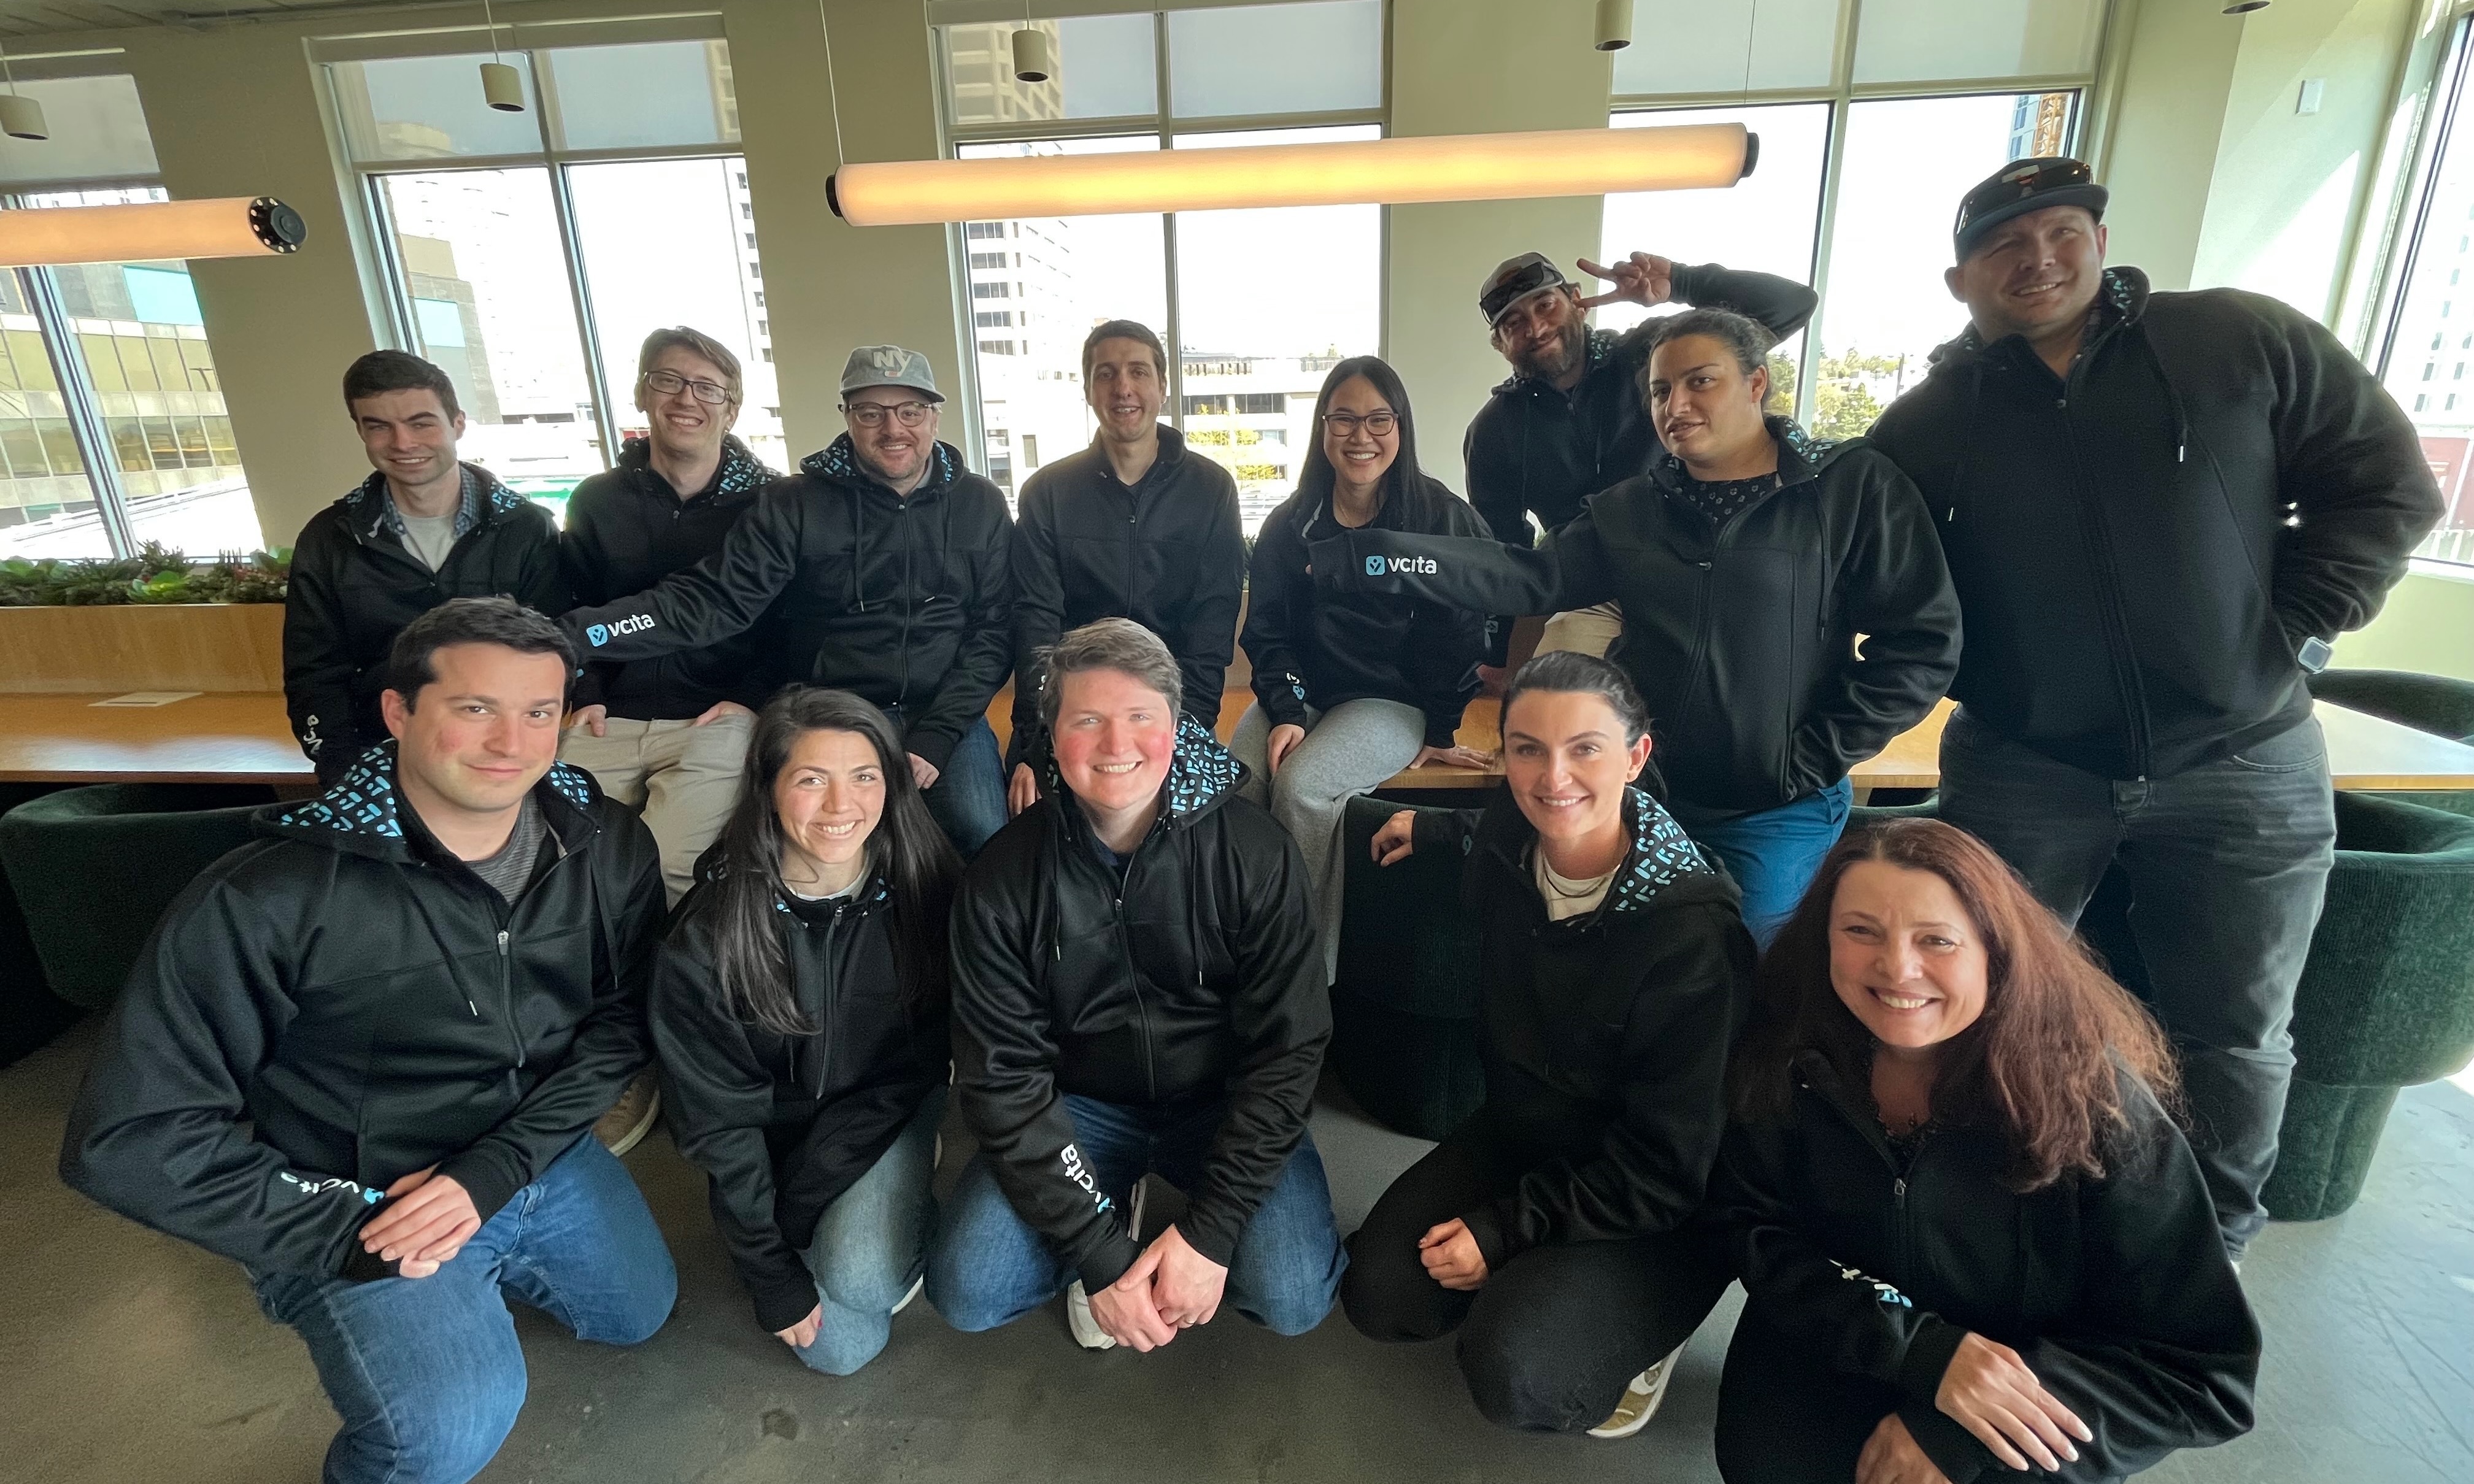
[2131,321,2191,464]
[1946,358,1988,525]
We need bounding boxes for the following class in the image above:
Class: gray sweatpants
[1231,697,1428,983]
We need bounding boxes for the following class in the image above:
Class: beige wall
[2340,570,2474,679]
[2095,0,2251,291]
[1384,0,1613,494]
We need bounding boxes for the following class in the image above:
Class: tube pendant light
[0,45,44,142]
[1595,0,1634,51]
[828,121,1756,226]
[0,196,307,268]
[479,0,525,112]
[1012,26,1055,83]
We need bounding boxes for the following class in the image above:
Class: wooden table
[0,692,310,785]
[1381,695,2474,793]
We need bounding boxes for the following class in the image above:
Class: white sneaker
[892,1275,923,1316]
[1587,1344,1686,1439]
[1065,1280,1117,1350]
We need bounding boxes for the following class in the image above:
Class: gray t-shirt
[468,794,547,902]
[398,510,459,572]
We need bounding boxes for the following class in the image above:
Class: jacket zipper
[816,906,841,1099]
[2052,342,2156,779]
[1116,884,1157,1102]
[1802,1068,1919,1291]
[495,929,525,1070]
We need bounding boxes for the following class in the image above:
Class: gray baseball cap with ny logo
[839,344,944,401]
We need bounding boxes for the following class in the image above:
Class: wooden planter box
[0,603,285,693]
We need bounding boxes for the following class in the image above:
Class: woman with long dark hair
[1712,818,2257,1483]
[650,687,961,1375]
[1341,651,1756,1440]
[1236,354,1492,978]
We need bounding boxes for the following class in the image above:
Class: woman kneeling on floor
[651,687,961,1374]
[1341,651,1758,1437]
[1710,817,2259,1483]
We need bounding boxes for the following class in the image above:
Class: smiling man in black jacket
[1863,158,2445,1259]
[1005,318,1246,817]
[927,619,1343,1353]
[1465,249,1818,666]
[562,345,1014,856]
[62,598,674,1484]
[285,351,567,786]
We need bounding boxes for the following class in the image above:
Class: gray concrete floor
[2,1015,2470,1483]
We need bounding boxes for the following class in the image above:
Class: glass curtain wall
[329,36,778,523]
[939,2,1384,532]
[1603,0,2101,436]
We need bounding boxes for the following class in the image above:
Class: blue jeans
[1937,707,2334,1256]
[249,1136,676,1484]
[925,1094,1346,1338]
[1668,775,1854,947]
[790,1087,944,1376]
[894,711,1006,857]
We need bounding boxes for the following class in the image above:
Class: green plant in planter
[0,542,290,607]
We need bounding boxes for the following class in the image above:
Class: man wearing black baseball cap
[1463,247,1817,669]
[1866,156,2442,1264]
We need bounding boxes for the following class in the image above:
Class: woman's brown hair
[1730,817,2178,1191]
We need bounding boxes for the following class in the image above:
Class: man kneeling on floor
[928,617,1346,1349]
[61,596,676,1484]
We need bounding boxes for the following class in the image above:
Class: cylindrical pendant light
[1012,27,1054,83]
[829,122,1756,226]
[0,44,43,141]
[478,0,525,112]
[0,196,307,268]
[1595,0,1634,51]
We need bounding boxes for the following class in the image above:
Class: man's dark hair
[344,349,463,421]
[384,596,574,710]
[1081,319,1168,382]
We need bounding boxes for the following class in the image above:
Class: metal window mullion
[15,263,137,558]
[2368,15,2474,379]
[362,172,420,352]
[1800,91,1856,428]
[1157,10,1186,432]
[544,160,620,471]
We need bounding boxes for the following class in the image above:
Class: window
[1607,2,2088,439]
[941,9,1382,531]
[0,175,256,556]
[333,34,780,512]
[2369,12,2474,568]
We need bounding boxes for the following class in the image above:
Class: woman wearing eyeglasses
[561,327,780,920]
[1235,355,1492,980]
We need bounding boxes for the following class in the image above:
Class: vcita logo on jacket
[1365,554,1438,576]
[585,614,658,647]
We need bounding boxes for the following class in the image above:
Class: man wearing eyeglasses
[1464,250,1817,672]
[1864,157,2443,1266]
[558,327,780,908]
[561,344,1014,855]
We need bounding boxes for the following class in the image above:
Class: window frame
[931,6,1387,455]
[325,39,760,482]
[1608,0,2105,426]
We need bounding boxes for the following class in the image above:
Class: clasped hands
[1855,1331,2092,1484]
[1084,1223,1229,1352]
[358,1164,482,1280]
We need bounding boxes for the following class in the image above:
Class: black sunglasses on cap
[1479,253,1574,327]
[1952,157,2106,259]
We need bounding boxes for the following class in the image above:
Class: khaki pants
[559,713,753,904]
[1536,601,1622,659]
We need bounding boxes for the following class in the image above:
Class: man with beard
[1465,251,1816,667]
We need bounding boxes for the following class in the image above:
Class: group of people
[55,154,2443,1484]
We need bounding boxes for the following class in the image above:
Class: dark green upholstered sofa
[0,783,271,1012]
[1331,795,1486,1140]
[2308,667,2474,819]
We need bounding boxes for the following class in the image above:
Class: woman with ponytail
[650,687,960,1374]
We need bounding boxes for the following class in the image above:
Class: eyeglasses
[842,400,937,428]
[1320,410,1397,437]
[1954,158,2094,242]
[641,368,734,406]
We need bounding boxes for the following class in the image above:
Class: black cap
[1953,157,2107,262]
[1478,252,1573,328]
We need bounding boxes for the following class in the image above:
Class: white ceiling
[0,0,414,43]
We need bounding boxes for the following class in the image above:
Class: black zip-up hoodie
[1246,475,1490,748]
[1009,426,1246,755]
[949,717,1328,1290]
[1308,420,1961,813]
[59,744,665,1279]
[283,466,568,782]
[651,867,949,1333]
[562,434,779,720]
[560,436,1014,772]
[1866,266,2441,780]
[1709,1050,2258,1483]
[1410,786,1755,1267]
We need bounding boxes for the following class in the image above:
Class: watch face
[2297,636,2334,674]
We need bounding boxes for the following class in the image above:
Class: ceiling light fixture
[0,44,45,142]
[0,196,307,268]
[1013,3,1053,84]
[828,121,1756,226]
[1595,0,1634,52]
[2222,1,2270,12]
[479,0,524,112]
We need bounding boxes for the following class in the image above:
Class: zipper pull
[1893,1177,1907,1208]
[498,930,510,955]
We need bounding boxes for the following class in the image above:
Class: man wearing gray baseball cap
[562,344,1015,854]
